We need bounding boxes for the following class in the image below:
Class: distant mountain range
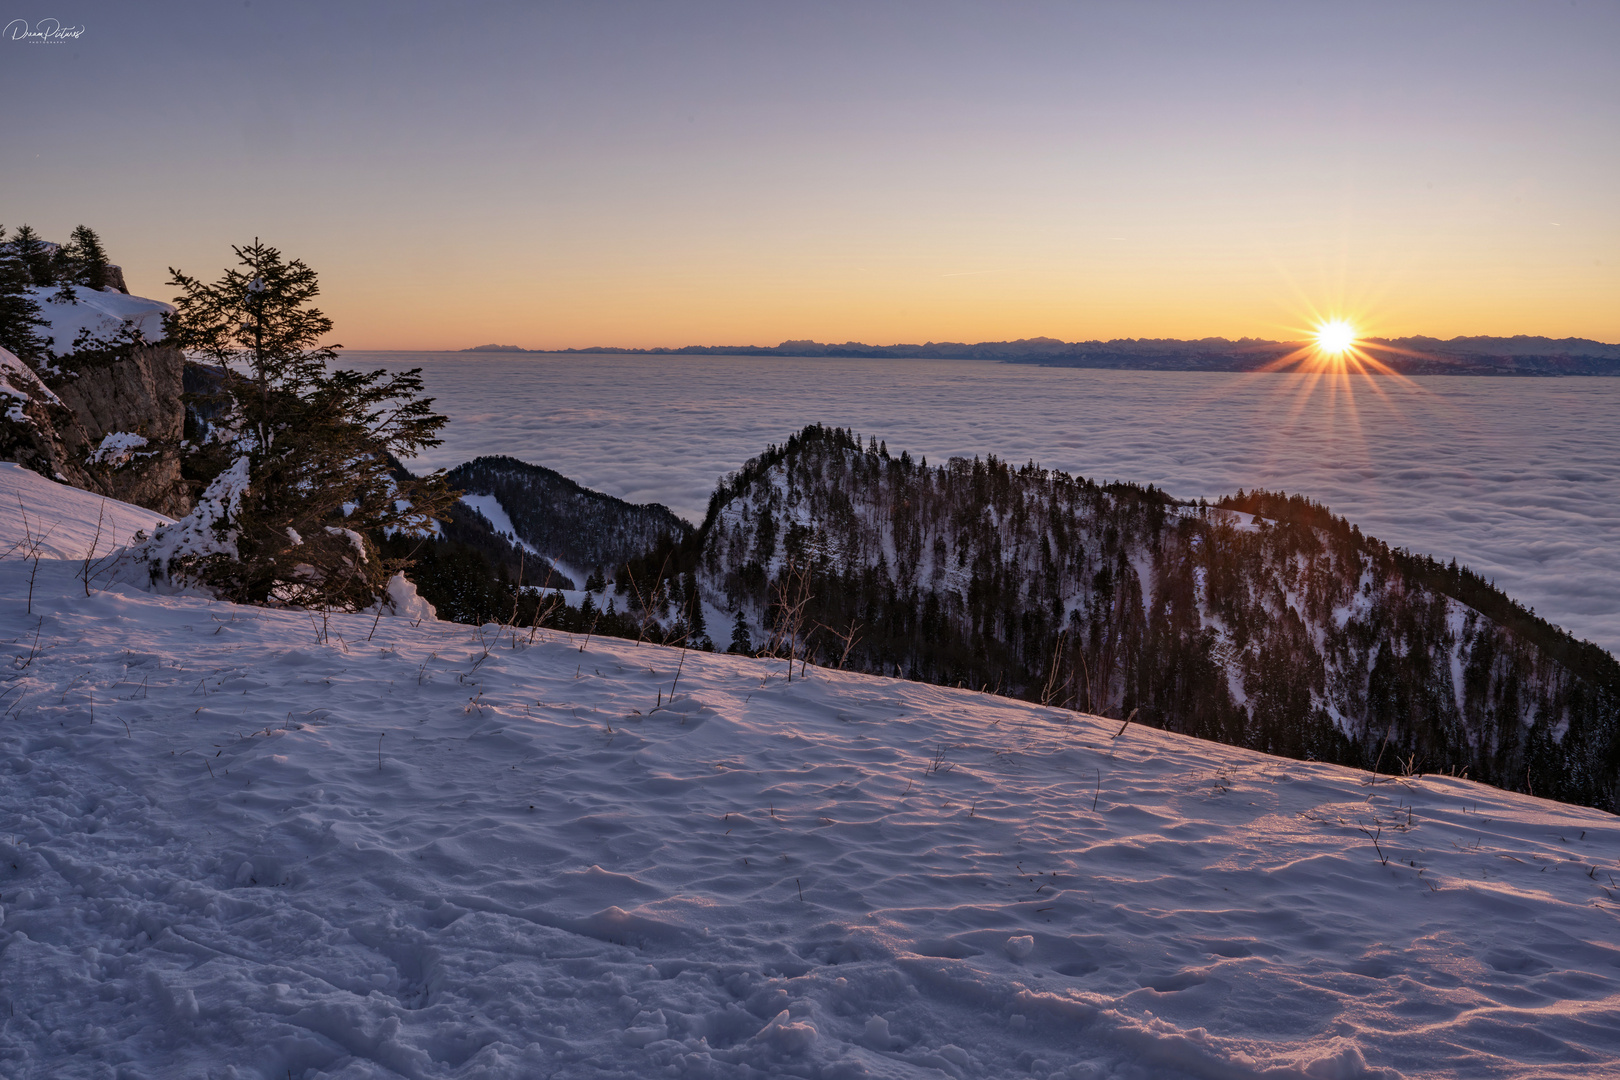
[463,336,1620,376]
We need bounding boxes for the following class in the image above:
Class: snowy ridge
[2,471,1617,1078]
[0,461,171,560]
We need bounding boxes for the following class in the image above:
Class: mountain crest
[691,425,1619,809]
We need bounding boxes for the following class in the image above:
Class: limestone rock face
[0,342,191,518]
[0,348,93,489]
[51,342,190,517]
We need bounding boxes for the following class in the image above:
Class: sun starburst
[1315,320,1356,356]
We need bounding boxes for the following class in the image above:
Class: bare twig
[1358,821,1389,866]
[16,618,45,670]
[818,618,863,670]
[1040,631,1065,707]
[668,644,689,703]
[80,499,108,597]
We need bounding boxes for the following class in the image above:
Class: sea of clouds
[353,353,1620,656]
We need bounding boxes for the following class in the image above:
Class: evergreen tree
[155,239,456,608]
[50,277,77,306]
[50,245,76,285]
[728,609,753,654]
[0,226,50,362]
[62,225,111,290]
[6,225,56,286]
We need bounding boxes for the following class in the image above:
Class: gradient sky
[3,1,1616,349]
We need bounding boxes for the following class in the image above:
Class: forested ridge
[691,425,1619,810]
[447,456,690,575]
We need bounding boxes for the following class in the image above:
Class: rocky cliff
[0,284,191,517]
[54,341,190,516]
[0,341,191,517]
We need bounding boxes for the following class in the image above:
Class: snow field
[2,476,1619,1078]
[1,462,173,561]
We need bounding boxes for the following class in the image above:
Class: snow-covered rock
[0,346,81,483]
[85,431,151,466]
[0,346,64,421]
[26,284,171,355]
[381,571,437,622]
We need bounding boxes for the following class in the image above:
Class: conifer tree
[0,226,50,362]
[151,239,455,608]
[62,225,111,290]
[729,609,753,654]
[50,245,76,285]
[6,225,56,286]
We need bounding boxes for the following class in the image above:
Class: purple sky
[3,1,1616,347]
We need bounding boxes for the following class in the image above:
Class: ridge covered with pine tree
[683,425,1618,810]
[445,455,691,577]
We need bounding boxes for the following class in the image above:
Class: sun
[1315,320,1356,356]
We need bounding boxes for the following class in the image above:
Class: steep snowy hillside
[693,426,1620,811]
[0,461,172,559]
[2,471,1618,1079]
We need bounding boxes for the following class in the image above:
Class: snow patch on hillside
[460,491,584,586]
[85,431,150,466]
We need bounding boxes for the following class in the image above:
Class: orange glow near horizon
[1260,315,1416,379]
[8,4,1615,352]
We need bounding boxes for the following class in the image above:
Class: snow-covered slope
[0,460,172,560]
[458,492,582,586]
[2,475,1618,1079]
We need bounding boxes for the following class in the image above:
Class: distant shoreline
[435,337,1620,377]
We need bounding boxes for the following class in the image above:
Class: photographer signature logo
[4,18,85,43]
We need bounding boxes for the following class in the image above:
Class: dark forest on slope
[691,426,1618,810]
[446,456,690,575]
